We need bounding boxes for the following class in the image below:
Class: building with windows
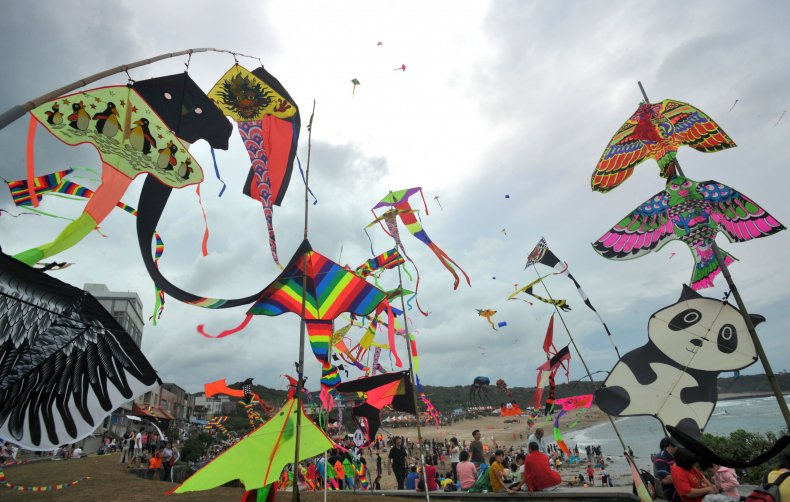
[84,283,144,348]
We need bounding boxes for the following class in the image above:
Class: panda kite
[596,285,762,438]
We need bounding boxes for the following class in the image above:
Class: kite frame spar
[0,48,264,131]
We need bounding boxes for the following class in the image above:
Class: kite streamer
[526,238,622,358]
[0,467,90,492]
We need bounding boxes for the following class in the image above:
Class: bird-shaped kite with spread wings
[591,99,736,193]
[593,176,785,290]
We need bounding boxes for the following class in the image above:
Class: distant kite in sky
[434,195,443,210]
[351,78,360,97]
[727,99,739,113]
[394,64,406,71]
[476,309,498,331]
[593,175,784,290]
[776,110,787,127]
[371,187,470,292]
[377,41,383,46]
[591,99,736,192]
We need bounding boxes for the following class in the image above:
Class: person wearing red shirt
[416,458,439,491]
[670,448,717,502]
[520,442,562,493]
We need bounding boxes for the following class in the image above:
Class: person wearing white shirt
[527,428,547,454]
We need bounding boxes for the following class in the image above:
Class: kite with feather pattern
[0,252,160,450]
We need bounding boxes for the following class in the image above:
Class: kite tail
[306,320,341,408]
[415,375,440,427]
[691,244,735,290]
[197,314,253,338]
[0,464,90,491]
[262,204,282,269]
[149,232,166,325]
[426,241,471,289]
[392,234,429,316]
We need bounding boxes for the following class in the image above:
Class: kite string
[530,264,628,452]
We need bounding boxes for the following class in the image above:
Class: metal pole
[395,261,431,502]
[636,82,790,428]
[0,48,262,131]
[292,101,315,502]
[531,266,629,452]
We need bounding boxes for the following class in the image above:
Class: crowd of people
[653,437,790,501]
[117,428,179,482]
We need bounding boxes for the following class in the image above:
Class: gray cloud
[1,1,789,396]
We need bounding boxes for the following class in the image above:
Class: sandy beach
[0,407,620,499]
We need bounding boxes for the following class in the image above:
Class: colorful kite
[593,175,785,290]
[596,286,761,438]
[526,238,620,357]
[205,416,230,436]
[591,99,736,192]
[476,309,498,331]
[0,252,161,450]
[469,376,491,407]
[533,315,570,412]
[207,64,300,268]
[394,64,407,71]
[508,273,570,311]
[15,73,231,267]
[171,398,335,494]
[552,395,594,457]
[240,240,387,408]
[500,401,522,417]
[335,370,416,445]
[371,187,470,296]
[354,247,405,286]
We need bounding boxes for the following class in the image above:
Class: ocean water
[562,394,789,475]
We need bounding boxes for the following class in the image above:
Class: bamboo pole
[292,101,315,502]
[637,82,790,428]
[530,265,629,452]
[0,48,263,131]
[394,261,431,502]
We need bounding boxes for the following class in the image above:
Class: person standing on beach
[527,428,547,454]
[120,432,131,464]
[388,436,408,489]
[448,437,460,482]
[469,430,485,467]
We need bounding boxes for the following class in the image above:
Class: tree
[699,428,785,484]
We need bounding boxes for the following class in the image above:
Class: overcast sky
[1,1,788,399]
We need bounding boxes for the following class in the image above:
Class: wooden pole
[0,48,262,131]
[530,265,629,452]
[292,101,315,502]
[395,261,431,502]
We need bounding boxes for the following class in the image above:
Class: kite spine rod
[638,81,790,429]
[530,265,628,452]
[293,103,316,502]
[395,255,431,502]
[0,48,262,131]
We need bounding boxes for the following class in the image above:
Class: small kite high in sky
[476,309,498,331]
[351,78,360,97]
[394,64,406,71]
[593,175,785,290]
[591,99,736,193]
